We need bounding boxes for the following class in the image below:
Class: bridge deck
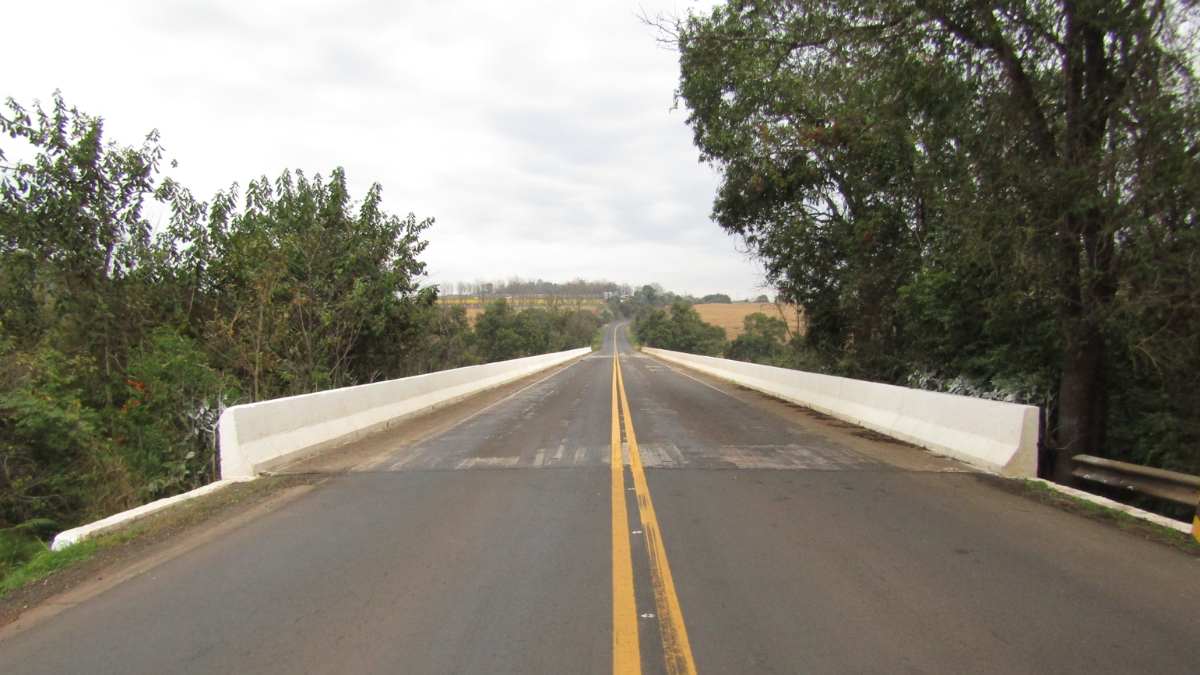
[1,326,1197,674]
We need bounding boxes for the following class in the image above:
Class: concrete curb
[50,478,255,551]
[1030,478,1193,535]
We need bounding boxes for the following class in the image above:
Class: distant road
[2,324,1198,673]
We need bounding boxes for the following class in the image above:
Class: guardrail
[1071,455,1200,506]
[1070,454,1200,543]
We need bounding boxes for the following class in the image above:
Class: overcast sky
[6,0,771,298]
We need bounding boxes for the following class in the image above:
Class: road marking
[616,354,699,675]
[611,354,641,675]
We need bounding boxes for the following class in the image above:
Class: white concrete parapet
[643,348,1039,477]
[219,348,591,479]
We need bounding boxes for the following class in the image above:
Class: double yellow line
[611,343,697,675]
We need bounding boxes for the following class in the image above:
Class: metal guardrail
[1071,454,1200,507]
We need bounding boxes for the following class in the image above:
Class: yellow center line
[616,350,698,675]
[611,348,641,674]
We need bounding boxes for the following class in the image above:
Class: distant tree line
[608,283,771,316]
[0,94,601,543]
[625,289,793,366]
[448,278,630,298]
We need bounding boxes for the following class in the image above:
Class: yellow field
[693,302,805,339]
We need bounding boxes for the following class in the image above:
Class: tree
[634,300,728,355]
[726,312,788,364]
[671,0,1200,478]
[2,94,454,537]
[1,93,164,526]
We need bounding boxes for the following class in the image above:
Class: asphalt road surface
[2,324,1198,674]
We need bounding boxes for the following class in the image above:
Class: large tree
[670,0,1200,478]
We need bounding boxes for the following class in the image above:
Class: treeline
[668,1,1200,478]
[447,278,629,298]
[609,283,767,317]
[0,94,599,539]
[628,295,792,366]
[472,300,604,362]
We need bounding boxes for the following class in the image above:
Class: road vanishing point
[2,324,1198,674]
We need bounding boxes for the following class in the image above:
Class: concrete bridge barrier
[643,348,1039,477]
[51,348,589,550]
[219,348,591,479]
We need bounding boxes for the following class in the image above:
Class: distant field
[694,302,805,339]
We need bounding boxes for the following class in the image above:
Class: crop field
[693,302,806,339]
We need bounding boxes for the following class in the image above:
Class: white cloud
[4,0,766,297]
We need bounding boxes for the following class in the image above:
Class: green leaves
[0,94,453,536]
[474,300,603,363]
[726,312,789,364]
[672,1,1200,473]
[633,301,727,356]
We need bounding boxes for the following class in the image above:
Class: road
[2,324,1198,674]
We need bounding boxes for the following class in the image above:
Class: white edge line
[50,476,256,551]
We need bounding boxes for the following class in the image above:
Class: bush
[725,313,788,365]
[116,328,235,499]
[633,301,726,356]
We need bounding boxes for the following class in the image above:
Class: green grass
[0,477,306,601]
[0,538,99,596]
[591,328,603,351]
[1,515,150,599]
[1015,479,1200,554]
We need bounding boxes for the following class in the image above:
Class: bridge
[2,325,1197,673]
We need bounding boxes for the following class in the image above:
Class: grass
[0,539,100,596]
[1,520,148,599]
[0,476,306,602]
[591,328,603,351]
[1013,478,1200,554]
[693,302,805,339]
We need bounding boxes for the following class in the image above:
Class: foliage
[671,0,1200,476]
[0,535,98,597]
[725,313,788,364]
[1,522,51,579]
[448,277,630,298]
[611,283,693,318]
[633,300,727,356]
[475,300,603,362]
[116,328,233,499]
[0,93,604,539]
